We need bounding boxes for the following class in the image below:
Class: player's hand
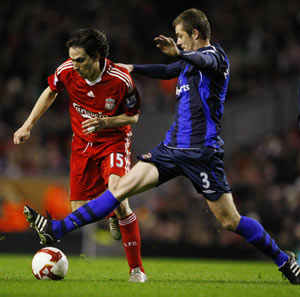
[14,127,31,144]
[115,63,134,73]
[82,116,109,135]
[154,35,180,57]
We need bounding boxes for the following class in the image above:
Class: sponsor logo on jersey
[141,153,152,159]
[105,98,116,110]
[73,102,103,119]
[176,84,190,96]
[223,67,229,79]
[125,94,137,108]
[87,90,95,98]
[202,189,216,194]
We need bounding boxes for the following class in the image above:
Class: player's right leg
[207,193,300,285]
[23,161,159,244]
[180,145,300,285]
[112,198,147,282]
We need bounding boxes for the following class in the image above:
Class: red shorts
[70,134,132,201]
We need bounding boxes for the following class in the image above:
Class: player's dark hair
[66,29,109,60]
[173,8,211,40]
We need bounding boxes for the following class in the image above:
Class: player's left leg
[23,161,158,246]
[109,174,147,282]
[69,136,121,240]
[207,193,300,284]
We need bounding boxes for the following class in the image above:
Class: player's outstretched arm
[13,86,58,144]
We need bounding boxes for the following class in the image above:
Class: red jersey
[48,58,140,143]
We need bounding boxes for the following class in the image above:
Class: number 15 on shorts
[110,153,125,168]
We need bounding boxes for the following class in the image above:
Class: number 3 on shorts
[200,172,210,189]
[110,153,124,168]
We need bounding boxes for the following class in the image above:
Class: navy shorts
[137,142,231,201]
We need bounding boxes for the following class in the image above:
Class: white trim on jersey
[111,67,133,91]
[198,70,203,87]
[56,65,73,76]
[56,61,73,75]
[53,73,59,86]
[57,60,73,72]
[124,131,132,174]
[107,66,133,92]
[203,45,228,65]
[201,49,216,54]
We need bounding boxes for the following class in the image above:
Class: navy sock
[236,216,288,267]
[52,190,120,239]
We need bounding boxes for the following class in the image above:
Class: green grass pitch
[0,254,299,297]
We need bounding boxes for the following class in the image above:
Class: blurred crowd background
[0,0,300,257]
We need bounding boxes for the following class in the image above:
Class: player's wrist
[22,122,33,131]
[103,116,112,128]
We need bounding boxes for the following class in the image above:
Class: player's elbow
[131,114,139,124]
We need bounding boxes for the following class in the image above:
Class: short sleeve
[48,72,65,93]
[47,59,73,92]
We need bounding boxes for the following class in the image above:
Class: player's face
[69,47,99,80]
[175,23,195,51]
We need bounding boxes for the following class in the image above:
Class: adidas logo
[87,91,95,98]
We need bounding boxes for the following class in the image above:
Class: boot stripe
[38,217,46,229]
[35,214,41,225]
[40,220,47,232]
[36,215,43,228]
[288,261,300,277]
[35,215,47,230]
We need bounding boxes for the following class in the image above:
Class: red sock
[119,213,144,273]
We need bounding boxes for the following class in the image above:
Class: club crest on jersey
[105,98,116,110]
[141,153,152,159]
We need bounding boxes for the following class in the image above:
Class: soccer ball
[31,247,68,280]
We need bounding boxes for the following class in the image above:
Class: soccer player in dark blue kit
[24,9,300,284]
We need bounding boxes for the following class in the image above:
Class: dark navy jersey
[133,44,230,149]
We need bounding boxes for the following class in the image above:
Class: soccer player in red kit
[14,29,147,282]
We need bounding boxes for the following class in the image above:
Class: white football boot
[129,267,148,282]
[108,216,122,240]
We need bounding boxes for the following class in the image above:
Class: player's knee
[108,179,127,201]
[218,214,240,231]
[221,220,237,231]
[108,179,120,193]
[71,205,77,212]
[71,201,88,212]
